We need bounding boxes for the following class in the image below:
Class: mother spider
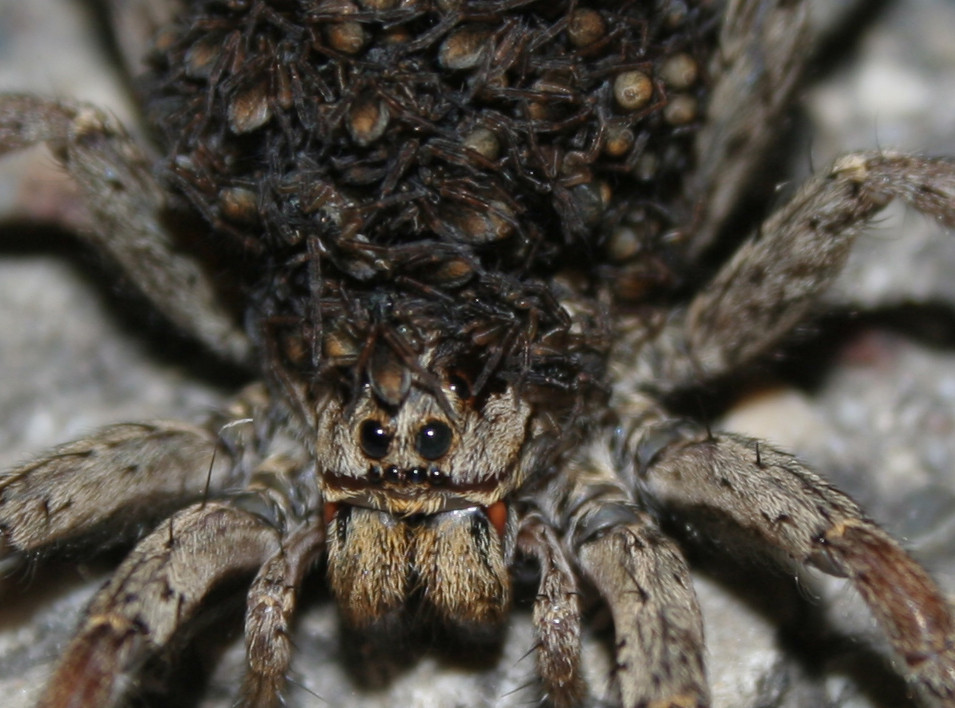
[0,0,954,706]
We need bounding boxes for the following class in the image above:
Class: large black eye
[415,420,453,460]
[359,420,391,459]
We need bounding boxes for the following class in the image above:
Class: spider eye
[448,371,472,402]
[415,420,453,460]
[359,420,391,459]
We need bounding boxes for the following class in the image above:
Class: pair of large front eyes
[359,419,453,460]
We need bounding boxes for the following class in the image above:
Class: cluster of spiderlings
[146,0,714,398]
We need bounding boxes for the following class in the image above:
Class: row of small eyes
[359,419,453,460]
[366,464,447,486]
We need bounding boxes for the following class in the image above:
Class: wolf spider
[1,0,955,707]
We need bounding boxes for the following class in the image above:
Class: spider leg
[241,519,325,708]
[633,421,955,705]
[516,511,583,707]
[0,94,249,363]
[645,152,955,389]
[548,442,709,707]
[0,420,234,562]
[35,501,282,708]
[688,0,810,255]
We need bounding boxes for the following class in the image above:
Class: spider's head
[317,364,533,516]
[312,348,554,630]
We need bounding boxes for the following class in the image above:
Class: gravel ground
[1,1,955,707]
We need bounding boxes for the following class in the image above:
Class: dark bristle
[145,0,716,404]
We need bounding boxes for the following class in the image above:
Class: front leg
[517,511,584,707]
[0,383,271,563]
[37,501,282,708]
[542,444,709,708]
[0,421,232,561]
[633,421,955,706]
[241,519,325,708]
[576,508,708,708]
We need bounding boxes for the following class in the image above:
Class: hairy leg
[546,440,709,707]
[686,0,810,255]
[633,421,955,705]
[643,153,955,389]
[0,95,249,363]
[241,520,325,708]
[0,420,234,562]
[516,511,583,707]
[36,501,282,708]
